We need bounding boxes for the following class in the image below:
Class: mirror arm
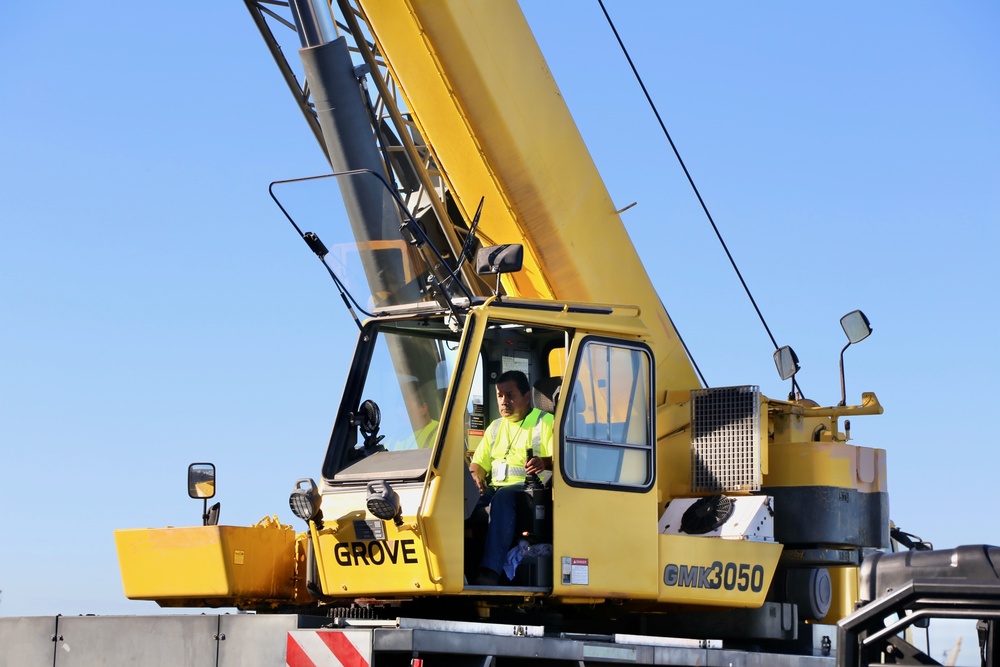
[838,341,851,406]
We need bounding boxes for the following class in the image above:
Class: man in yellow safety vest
[469,370,554,585]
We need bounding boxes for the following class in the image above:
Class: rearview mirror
[773,346,800,381]
[188,462,216,499]
[841,310,872,345]
[475,244,523,275]
[476,244,524,299]
[839,310,873,406]
[188,463,219,526]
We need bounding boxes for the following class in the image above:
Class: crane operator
[469,370,554,585]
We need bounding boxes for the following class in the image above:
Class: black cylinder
[523,485,552,543]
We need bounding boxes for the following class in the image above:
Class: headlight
[289,478,322,523]
[366,480,402,525]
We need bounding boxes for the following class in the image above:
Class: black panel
[761,486,889,549]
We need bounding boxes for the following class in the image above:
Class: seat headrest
[532,377,562,414]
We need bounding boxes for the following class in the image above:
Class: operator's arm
[469,462,488,494]
[470,433,493,495]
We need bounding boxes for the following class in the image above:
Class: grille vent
[690,385,761,493]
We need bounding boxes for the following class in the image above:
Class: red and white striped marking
[286,629,372,667]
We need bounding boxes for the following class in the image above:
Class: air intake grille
[690,386,761,493]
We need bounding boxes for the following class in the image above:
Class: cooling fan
[680,494,735,534]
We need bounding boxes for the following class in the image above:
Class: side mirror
[773,345,802,401]
[839,310,873,406]
[841,310,872,345]
[476,244,523,298]
[188,462,216,499]
[475,244,523,276]
[188,462,218,526]
[773,345,800,381]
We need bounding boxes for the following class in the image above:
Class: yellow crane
[116,2,891,641]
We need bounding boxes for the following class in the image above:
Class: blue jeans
[479,484,528,576]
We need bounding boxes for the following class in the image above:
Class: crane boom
[356,0,700,392]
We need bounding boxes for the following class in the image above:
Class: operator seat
[531,376,562,415]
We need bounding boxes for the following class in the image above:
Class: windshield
[366,325,458,452]
[271,171,462,313]
[323,317,468,482]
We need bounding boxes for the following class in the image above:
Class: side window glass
[564,340,653,488]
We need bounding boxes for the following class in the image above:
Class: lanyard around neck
[498,411,532,461]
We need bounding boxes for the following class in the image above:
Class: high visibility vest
[415,420,439,449]
[473,408,553,487]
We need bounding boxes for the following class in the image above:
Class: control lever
[524,447,542,489]
[521,447,551,547]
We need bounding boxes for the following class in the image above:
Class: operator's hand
[471,467,487,495]
[525,456,543,475]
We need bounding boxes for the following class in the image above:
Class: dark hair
[496,370,530,396]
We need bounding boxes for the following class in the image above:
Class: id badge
[492,460,508,482]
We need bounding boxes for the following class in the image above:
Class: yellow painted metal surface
[310,463,465,596]
[823,565,860,623]
[418,313,495,593]
[656,534,783,607]
[357,0,700,396]
[551,487,662,600]
[310,500,441,596]
[114,524,296,604]
[548,324,660,600]
[763,440,887,493]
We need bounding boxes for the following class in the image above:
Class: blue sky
[2,1,997,663]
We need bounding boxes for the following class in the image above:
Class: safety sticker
[469,398,486,434]
[562,557,589,585]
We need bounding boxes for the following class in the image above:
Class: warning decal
[561,556,589,585]
[286,630,371,667]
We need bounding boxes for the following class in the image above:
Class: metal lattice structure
[243,0,487,295]
[690,385,761,493]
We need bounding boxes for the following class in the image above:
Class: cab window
[563,339,653,489]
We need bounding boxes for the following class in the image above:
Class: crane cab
[294,289,785,615]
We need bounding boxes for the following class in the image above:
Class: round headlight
[366,480,401,523]
[289,478,321,522]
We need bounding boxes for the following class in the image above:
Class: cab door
[552,336,660,600]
